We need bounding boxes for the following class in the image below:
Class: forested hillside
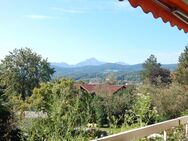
[51,62,177,83]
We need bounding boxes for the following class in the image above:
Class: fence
[94,116,188,141]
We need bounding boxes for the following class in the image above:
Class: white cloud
[24,15,53,19]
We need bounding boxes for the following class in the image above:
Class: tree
[142,55,171,85]
[0,82,21,141]
[0,48,54,100]
[141,54,161,81]
[24,79,92,140]
[150,67,172,86]
[176,45,188,84]
[92,96,108,127]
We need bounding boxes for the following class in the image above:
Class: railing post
[163,130,167,141]
[185,124,188,138]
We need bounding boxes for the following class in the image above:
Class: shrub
[151,83,188,119]
[21,79,95,140]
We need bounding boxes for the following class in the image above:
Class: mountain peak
[51,62,70,68]
[85,57,98,61]
[74,58,105,67]
[51,58,129,68]
[116,62,129,65]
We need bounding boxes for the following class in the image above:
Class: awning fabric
[127,0,188,33]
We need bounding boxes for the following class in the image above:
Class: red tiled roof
[80,84,126,95]
[102,85,124,93]
[126,0,188,33]
[81,84,96,93]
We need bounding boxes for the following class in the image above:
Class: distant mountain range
[51,58,128,68]
[51,58,178,79]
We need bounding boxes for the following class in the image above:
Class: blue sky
[0,0,187,65]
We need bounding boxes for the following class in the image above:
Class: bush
[0,102,20,141]
[132,92,159,126]
[138,83,188,120]
[91,87,137,128]
[152,83,188,119]
[21,79,95,140]
[92,96,109,127]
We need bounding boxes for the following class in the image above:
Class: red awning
[127,0,188,33]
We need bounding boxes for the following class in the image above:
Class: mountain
[51,62,70,68]
[116,62,129,65]
[72,58,105,67]
[161,64,177,71]
[51,59,177,80]
[51,58,108,68]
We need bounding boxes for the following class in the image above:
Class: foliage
[132,92,158,126]
[150,67,172,86]
[176,45,188,84]
[142,54,171,86]
[77,89,96,124]
[107,92,136,127]
[141,54,161,81]
[1,47,188,140]
[92,96,108,127]
[150,83,188,119]
[91,87,137,128]
[0,84,6,101]
[138,83,188,120]
[0,102,14,141]
[0,48,54,100]
[167,125,185,141]
[117,72,141,85]
[0,86,20,141]
[22,79,95,140]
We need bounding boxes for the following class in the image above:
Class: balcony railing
[93,116,188,141]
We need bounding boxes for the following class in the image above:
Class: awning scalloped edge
[128,0,188,33]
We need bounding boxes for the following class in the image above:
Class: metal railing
[94,116,188,141]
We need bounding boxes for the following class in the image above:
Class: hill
[51,61,177,82]
[51,58,106,68]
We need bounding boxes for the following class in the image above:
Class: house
[75,84,127,96]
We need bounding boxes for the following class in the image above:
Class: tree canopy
[0,48,54,100]
[142,54,171,85]
[176,45,188,84]
[142,55,160,81]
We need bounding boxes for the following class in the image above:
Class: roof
[80,84,96,93]
[124,0,188,33]
[79,84,127,96]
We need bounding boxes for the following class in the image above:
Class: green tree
[92,96,108,127]
[142,55,171,85]
[141,54,161,81]
[150,67,172,86]
[0,83,21,141]
[92,87,137,127]
[0,48,54,100]
[24,79,92,140]
[132,93,158,126]
[176,45,188,84]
